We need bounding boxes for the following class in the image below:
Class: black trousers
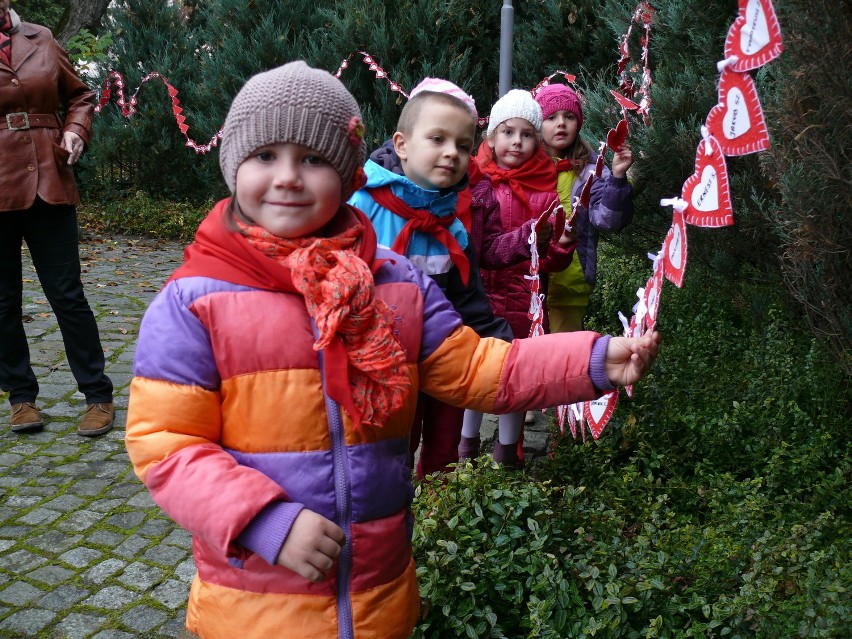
[0,199,112,405]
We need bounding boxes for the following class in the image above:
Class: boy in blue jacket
[349,80,509,476]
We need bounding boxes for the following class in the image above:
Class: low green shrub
[78,190,212,242]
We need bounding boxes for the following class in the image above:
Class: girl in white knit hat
[460,89,578,468]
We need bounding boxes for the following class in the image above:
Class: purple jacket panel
[571,157,634,286]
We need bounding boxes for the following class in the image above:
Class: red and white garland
[553,0,784,445]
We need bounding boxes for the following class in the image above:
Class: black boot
[458,435,480,460]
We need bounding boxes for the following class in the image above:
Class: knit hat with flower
[534,83,584,130]
[219,60,367,199]
[409,77,478,120]
[486,89,542,135]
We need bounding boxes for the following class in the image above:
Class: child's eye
[430,136,444,144]
[546,114,556,121]
[255,150,275,162]
[458,143,471,153]
[523,131,534,138]
[303,155,327,165]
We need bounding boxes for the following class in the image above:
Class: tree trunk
[56,0,111,45]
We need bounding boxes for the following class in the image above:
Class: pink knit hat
[534,83,584,130]
[409,77,478,120]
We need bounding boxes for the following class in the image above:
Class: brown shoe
[10,402,43,432]
[78,402,115,437]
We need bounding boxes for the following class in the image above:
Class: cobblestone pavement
[0,233,555,639]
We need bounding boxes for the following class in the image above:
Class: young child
[348,79,517,478]
[460,89,576,468]
[534,83,635,332]
[125,61,660,639]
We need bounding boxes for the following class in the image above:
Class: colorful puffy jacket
[125,199,609,639]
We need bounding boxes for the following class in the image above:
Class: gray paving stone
[19,507,63,525]
[91,632,135,639]
[27,564,76,586]
[83,558,127,585]
[50,612,107,638]
[121,605,169,633]
[3,549,48,573]
[29,529,84,554]
[106,510,146,529]
[0,607,57,634]
[59,546,103,568]
[83,584,136,610]
[143,544,189,567]
[174,558,196,583]
[151,579,190,610]
[38,584,90,611]
[117,562,165,591]
[0,580,46,605]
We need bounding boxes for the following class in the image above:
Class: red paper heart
[662,209,688,288]
[606,119,629,152]
[705,68,770,156]
[642,259,665,332]
[681,135,734,227]
[610,89,639,111]
[584,390,618,440]
[725,0,784,71]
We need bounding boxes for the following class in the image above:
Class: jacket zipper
[316,327,354,639]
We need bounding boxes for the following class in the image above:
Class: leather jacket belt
[0,112,61,131]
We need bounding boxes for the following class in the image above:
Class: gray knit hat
[219,60,367,199]
[486,89,543,135]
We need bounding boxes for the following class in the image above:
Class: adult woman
[0,0,113,436]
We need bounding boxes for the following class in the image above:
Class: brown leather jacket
[0,20,94,212]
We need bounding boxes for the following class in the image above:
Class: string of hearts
[551,0,784,446]
[93,70,222,154]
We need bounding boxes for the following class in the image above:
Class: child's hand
[604,330,661,386]
[611,143,634,178]
[276,509,345,582]
[558,224,577,248]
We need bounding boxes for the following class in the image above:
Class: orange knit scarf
[237,220,410,429]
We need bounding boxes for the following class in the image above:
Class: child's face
[541,110,579,154]
[393,103,475,190]
[235,143,342,238]
[488,118,538,170]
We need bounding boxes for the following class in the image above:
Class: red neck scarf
[171,199,409,429]
[0,9,13,66]
[476,144,557,216]
[555,158,581,173]
[368,185,470,286]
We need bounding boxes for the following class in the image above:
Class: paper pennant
[594,151,606,178]
[578,172,595,209]
[584,391,619,440]
[682,134,734,227]
[705,67,770,156]
[663,209,688,287]
[725,0,784,71]
[610,89,640,111]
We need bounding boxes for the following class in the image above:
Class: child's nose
[275,162,302,188]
